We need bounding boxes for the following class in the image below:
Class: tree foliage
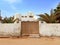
[38,3,60,23]
[2,16,14,23]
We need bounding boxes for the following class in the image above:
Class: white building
[14,12,37,21]
[14,13,21,21]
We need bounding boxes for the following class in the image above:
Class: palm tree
[54,3,60,22]
[2,16,14,23]
[7,16,14,23]
[13,18,20,23]
[38,9,58,23]
[2,17,8,23]
[0,15,2,23]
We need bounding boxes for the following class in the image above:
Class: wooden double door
[21,21,39,36]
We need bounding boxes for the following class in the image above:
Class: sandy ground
[0,37,60,45]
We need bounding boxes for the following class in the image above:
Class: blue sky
[0,0,60,17]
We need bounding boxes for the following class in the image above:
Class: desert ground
[0,37,60,45]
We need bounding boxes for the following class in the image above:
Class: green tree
[2,16,14,23]
[54,3,60,22]
[0,15,2,23]
[38,9,58,23]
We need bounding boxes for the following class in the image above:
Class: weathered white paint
[39,21,60,36]
[0,22,21,37]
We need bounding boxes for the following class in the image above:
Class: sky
[0,0,60,17]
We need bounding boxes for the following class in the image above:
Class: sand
[0,37,60,45]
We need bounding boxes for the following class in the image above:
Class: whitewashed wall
[39,21,60,36]
[0,22,21,37]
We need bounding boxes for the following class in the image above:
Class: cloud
[10,5,17,10]
[1,0,23,16]
[3,0,22,4]
[3,0,22,10]
[1,10,11,17]
[4,0,17,3]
